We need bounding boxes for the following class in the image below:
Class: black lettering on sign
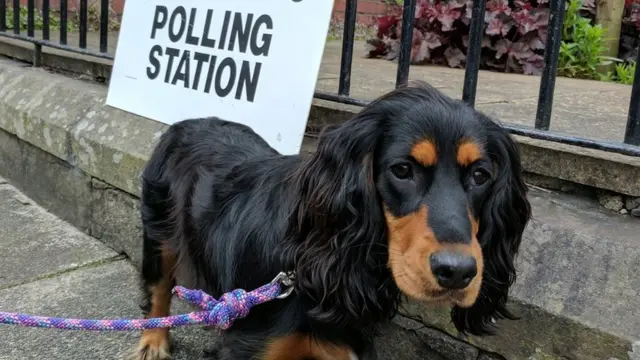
[201,9,216,48]
[172,50,191,88]
[163,47,180,83]
[147,45,163,79]
[204,55,218,94]
[228,12,253,53]
[185,8,200,46]
[251,15,273,56]
[215,57,236,97]
[236,61,261,102]
[218,11,232,50]
[192,52,210,90]
[168,6,187,42]
[150,6,168,39]
[145,6,273,102]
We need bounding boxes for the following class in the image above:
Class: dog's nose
[430,251,477,290]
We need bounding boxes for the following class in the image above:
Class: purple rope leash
[0,271,295,332]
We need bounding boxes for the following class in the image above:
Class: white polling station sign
[106,0,334,155]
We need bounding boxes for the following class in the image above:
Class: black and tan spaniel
[128,81,531,360]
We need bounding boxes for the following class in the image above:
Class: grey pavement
[1,30,634,144]
[0,176,212,359]
[315,42,634,144]
[0,176,462,359]
[0,182,116,290]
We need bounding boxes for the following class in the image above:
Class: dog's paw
[125,331,172,360]
[202,339,225,360]
[125,344,171,360]
[202,347,220,360]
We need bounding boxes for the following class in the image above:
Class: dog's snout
[428,207,472,245]
[430,251,477,290]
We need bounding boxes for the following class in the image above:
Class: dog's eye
[390,163,413,179]
[471,169,490,186]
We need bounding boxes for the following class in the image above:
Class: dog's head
[291,82,531,335]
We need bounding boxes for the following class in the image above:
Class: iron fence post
[396,0,417,88]
[624,50,640,145]
[462,0,487,107]
[339,0,358,96]
[534,0,565,130]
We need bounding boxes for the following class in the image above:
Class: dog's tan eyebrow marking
[411,140,437,167]
[456,140,482,166]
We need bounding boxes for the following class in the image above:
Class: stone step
[404,188,640,360]
[0,177,119,290]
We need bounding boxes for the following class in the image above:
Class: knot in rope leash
[0,271,295,332]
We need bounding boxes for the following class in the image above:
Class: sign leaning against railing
[106,0,334,156]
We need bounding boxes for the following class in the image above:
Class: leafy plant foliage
[4,3,120,32]
[624,0,640,30]
[366,0,632,84]
[557,0,616,79]
[367,0,552,75]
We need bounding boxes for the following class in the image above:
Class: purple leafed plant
[623,1,640,30]
[366,0,552,75]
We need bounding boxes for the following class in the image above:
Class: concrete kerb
[0,59,164,198]
[398,183,640,360]
[1,55,639,360]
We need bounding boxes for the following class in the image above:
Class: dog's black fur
[136,82,531,359]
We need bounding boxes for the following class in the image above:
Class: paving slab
[315,41,634,144]
[478,90,631,143]
[0,182,118,290]
[406,188,640,360]
[0,260,212,360]
[513,189,640,339]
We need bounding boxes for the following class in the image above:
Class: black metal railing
[0,0,639,156]
[0,0,113,59]
[320,0,640,157]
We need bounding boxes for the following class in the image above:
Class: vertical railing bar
[42,0,50,40]
[338,0,358,96]
[462,0,487,107]
[99,0,108,53]
[395,0,416,87]
[27,0,34,37]
[534,0,564,130]
[79,0,87,48]
[60,0,67,45]
[0,0,5,32]
[624,50,640,145]
[12,0,19,34]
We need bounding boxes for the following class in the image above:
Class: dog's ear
[298,115,380,218]
[451,115,532,336]
[286,109,398,327]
